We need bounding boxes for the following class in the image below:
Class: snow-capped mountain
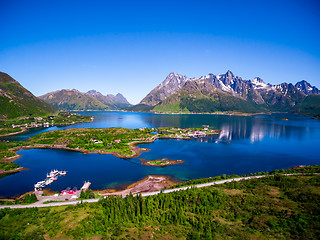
[138,70,319,114]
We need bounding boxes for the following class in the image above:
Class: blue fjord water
[0,111,319,198]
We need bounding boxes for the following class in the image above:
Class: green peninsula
[0,127,220,173]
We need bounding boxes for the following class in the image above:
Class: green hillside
[0,72,57,119]
[293,94,320,118]
[124,104,155,112]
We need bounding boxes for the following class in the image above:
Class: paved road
[0,173,314,209]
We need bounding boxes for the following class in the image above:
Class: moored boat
[59,170,67,175]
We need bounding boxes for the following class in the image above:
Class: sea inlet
[0,111,319,198]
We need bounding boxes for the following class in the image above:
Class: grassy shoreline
[0,111,93,138]
[0,166,319,239]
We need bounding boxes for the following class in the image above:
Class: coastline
[0,127,220,199]
[3,129,220,175]
[0,128,28,138]
[2,165,319,201]
[6,129,220,161]
[0,174,179,200]
[0,118,94,138]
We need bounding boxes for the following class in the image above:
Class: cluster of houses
[12,122,52,128]
[166,128,212,139]
[11,116,55,129]
[90,138,121,144]
[61,187,77,195]
[91,138,103,144]
[61,181,90,195]
[186,130,208,137]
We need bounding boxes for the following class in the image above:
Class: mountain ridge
[86,90,132,109]
[39,89,132,111]
[137,71,320,116]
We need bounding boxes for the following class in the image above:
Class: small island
[140,158,185,167]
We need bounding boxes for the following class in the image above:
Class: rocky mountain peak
[139,70,320,110]
[253,77,263,83]
[295,80,320,95]
[87,90,101,95]
[139,72,190,106]
[225,70,234,78]
[114,93,129,103]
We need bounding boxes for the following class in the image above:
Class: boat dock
[81,181,91,192]
[34,170,67,191]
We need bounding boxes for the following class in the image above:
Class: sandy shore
[97,175,178,197]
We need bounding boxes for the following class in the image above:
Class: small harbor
[34,170,67,191]
[34,181,91,203]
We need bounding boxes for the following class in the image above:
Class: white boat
[59,170,67,175]
[47,170,60,178]
[45,179,53,185]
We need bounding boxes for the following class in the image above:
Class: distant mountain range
[134,71,320,117]
[39,89,132,111]
[0,72,57,119]
[1,70,319,118]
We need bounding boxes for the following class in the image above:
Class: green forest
[0,172,319,239]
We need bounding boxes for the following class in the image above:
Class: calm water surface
[1,111,319,198]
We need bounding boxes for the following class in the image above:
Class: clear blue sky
[1,0,319,104]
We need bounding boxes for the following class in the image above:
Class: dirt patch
[98,175,177,197]
[268,187,280,196]
[222,189,243,195]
